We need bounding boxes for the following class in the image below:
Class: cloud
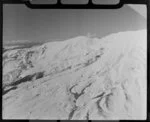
[4,40,30,44]
[3,40,39,46]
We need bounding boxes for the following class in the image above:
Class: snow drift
[2,30,147,120]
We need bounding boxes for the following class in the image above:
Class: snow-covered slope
[2,30,147,120]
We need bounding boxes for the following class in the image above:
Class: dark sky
[3,4,146,46]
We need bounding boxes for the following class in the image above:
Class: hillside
[2,30,147,120]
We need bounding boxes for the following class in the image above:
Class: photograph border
[0,0,149,121]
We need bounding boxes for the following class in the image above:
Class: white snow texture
[3,30,147,120]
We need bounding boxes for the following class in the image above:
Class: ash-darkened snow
[3,30,146,120]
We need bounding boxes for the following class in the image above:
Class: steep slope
[2,30,146,120]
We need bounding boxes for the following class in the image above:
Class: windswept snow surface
[2,30,147,120]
